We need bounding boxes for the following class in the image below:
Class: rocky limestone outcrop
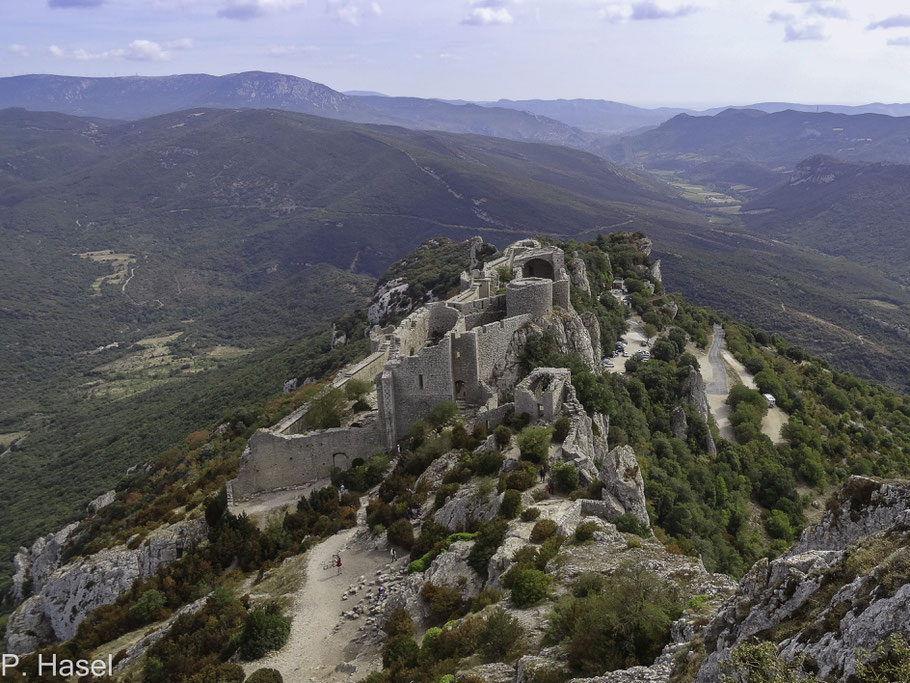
[568,257,591,294]
[490,308,598,395]
[581,311,601,363]
[678,367,716,455]
[87,490,117,513]
[670,405,688,441]
[423,540,484,599]
[9,522,80,604]
[648,259,662,285]
[367,277,412,326]
[559,384,608,486]
[4,518,207,653]
[114,597,208,673]
[693,476,910,682]
[3,596,56,655]
[599,445,649,527]
[470,236,497,271]
[433,485,501,531]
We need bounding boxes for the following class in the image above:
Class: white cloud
[868,14,910,30]
[8,43,29,56]
[463,7,513,25]
[887,35,910,46]
[47,38,193,62]
[784,22,826,41]
[47,0,103,7]
[805,4,848,20]
[327,0,382,26]
[598,1,699,24]
[768,11,794,23]
[218,0,307,20]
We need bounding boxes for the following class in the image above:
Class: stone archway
[332,452,349,470]
[522,258,555,280]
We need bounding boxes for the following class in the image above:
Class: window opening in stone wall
[419,374,424,389]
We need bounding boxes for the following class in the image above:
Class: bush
[510,569,552,607]
[572,572,606,598]
[552,417,571,443]
[383,607,413,638]
[473,449,505,476]
[245,669,284,683]
[478,607,524,661]
[344,379,373,401]
[499,489,522,519]
[517,426,552,464]
[383,635,419,670]
[305,388,348,430]
[530,519,558,543]
[128,588,167,626]
[421,582,464,625]
[468,520,508,577]
[239,607,292,660]
[765,509,794,541]
[428,401,458,430]
[574,521,598,543]
[494,424,512,448]
[521,507,541,522]
[506,462,538,491]
[470,588,503,612]
[551,462,579,494]
[387,518,415,549]
[614,513,650,538]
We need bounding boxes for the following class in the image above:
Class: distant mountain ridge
[611,108,910,170]
[0,71,603,152]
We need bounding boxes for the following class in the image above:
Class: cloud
[599,1,699,23]
[48,0,103,7]
[327,0,382,25]
[887,36,910,46]
[867,14,910,30]
[768,11,794,23]
[8,44,29,56]
[805,4,848,19]
[784,22,826,41]
[462,0,516,26]
[217,0,307,20]
[269,44,320,56]
[47,38,193,62]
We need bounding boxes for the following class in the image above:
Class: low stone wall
[331,348,389,389]
[468,402,515,433]
[230,422,381,500]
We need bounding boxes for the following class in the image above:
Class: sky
[2,0,910,107]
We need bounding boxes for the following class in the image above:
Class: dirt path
[705,325,728,395]
[246,505,392,682]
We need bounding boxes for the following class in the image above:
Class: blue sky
[2,0,910,107]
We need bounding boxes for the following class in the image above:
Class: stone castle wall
[230,422,381,499]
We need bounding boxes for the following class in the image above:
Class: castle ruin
[228,239,589,502]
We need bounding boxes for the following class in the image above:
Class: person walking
[335,554,343,575]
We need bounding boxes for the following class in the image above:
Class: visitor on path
[390,547,397,560]
[335,554,343,575]
[339,484,346,498]
[377,585,386,601]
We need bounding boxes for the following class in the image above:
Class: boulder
[433,485,501,531]
[568,257,591,294]
[599,446,649,527]
[88,490,117,513]
[670,405,688,440]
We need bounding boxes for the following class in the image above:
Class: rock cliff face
[490,308,598,395]
[4,518,208,654]
[568,257,591,294]
[693,477,910,682]
[9,522,80,605]
[598,445,649,527]
[368,277,413,326]
[678,367,716,455]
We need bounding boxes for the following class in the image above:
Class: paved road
[705,324,728,396]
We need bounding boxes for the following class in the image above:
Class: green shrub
[128,588,167,626]
[239,607,292,660]
[552,417,571,443]
[434,483,460,511]
[574,521,598,543]
[245,668,284,683]
[551,462,579,493]
[510,569,552,607]
[344,379,373,401]
[521,507,541,522]
[506,462,538,491]
[530,519,558,543]
[383,607,413,638]
[572,572,606,598]
[382,635,419,669]
[420,582,464,625]
[428,401,458,430]
[473,449,505,476]
[387,518,415,549]
[499,489,522,519]
[614,513,650,538]
[494,424,512,448]
[536,535,564,570]
[467,520,508,577]
[305,388,348,430]
[478,607,524,661]
[470,588,503,612]
[517,426,552,464]
[765,509,795,541]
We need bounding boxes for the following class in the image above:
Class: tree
[517,426,551,464]
[428,401,458,430]
[551,462,579,493]
[305,388,347,430]
[128,589,167,626]
[239,607,292,660]
[499,489,522,519]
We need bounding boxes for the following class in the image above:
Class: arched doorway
[332,452,349,470]
[522,258,555,280]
